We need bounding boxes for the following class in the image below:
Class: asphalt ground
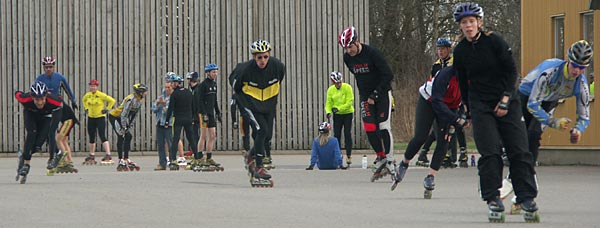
[1,153,599,228]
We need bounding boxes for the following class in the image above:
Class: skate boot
[184,151,194,160]
[458,152,469,168]
[177,157,187,169]
[423,174,435,199]
[442,155,456,168]
[127,159,140,171]
[82,154,97,165]
[346,156,352,166]
[262,156,275,170]
[100,154,114,165]
[244,152,255,174]
[250,167,274,188]
[168,160,180,171]
[415,149,430,167]
[486,196,506,223]
[370,156,385,173]
[370,157,392,182]
[16,150,24,181]
[56,161,79,174]
[205,158,224,172]
[520,200,540,223]
[47,151,66,170]
[391,160,409,191]
[189,158,203,172]
[18,164,30,184]
[116,159,128,171]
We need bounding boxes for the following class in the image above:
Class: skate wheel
[488,211,506,223]
[424,190,432,199]
[136,167,140,171]
[19,176,27,184]
[510,204,522,215]
[524,211,540,223]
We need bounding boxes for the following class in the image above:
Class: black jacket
[233,57,286,114]
[166,86,194,123]
[197,78,220,116]
[343,44,394,99]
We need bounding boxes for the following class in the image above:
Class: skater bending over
[233,39,285,186]
[306,122,343,170]
[53,104,80,174]
[82,79,116,165]
[391,66,466,196]
[453,2,539,222]
[339,26,395,181]
[15,81,63,183]
[109,83,148,171]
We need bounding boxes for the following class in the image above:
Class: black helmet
[133,83,148,94]
[567,40,593,66]
[30,81,48,98]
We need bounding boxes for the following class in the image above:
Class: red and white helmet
[89,79,99,86]
[329,71,343,83]
[319,122,331,134]
[42,56,56,65]
[338,26,358,48]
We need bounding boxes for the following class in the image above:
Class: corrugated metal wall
[0,0,370,152]
[521,0,599,146]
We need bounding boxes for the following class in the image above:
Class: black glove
[232,122,239,129]
[216,113,222,123]
[202,114,209,123]
[497,100,509,110]
[305,166,314,170]
[326,113,332,119]
[369,90,379,101]
[332,107,339,114]
[72,103,78,110]
[101,109,108,114]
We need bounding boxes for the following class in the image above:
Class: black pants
[24,111,52,160]
[44,116,60,160]
[87,116,108,143]
[333,113,353,157]
[470,99,537,203]
[520,94,558,163]
[405,96,435,160]
[170,117,198,161]
[109,115,132,159]
[359,91,393,156]
[246,110,274,167]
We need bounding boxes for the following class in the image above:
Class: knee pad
[363,122,377,133]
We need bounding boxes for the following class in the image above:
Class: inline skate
[415,149,429,167]
[100,154,114,165]
[250,167,273,188]
[371,157,394,182]
[520,200,540,223]
[116,159,128,171]
[391,160,409,191]
[458,152,468,168]
[487,196,506,223]
[423,174,435,199]
[262,156,275,170]
[18,164,30,184]
[127,159,140,171]
[82,154,97,165]
[54,161,79,174]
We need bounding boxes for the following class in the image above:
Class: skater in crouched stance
[453,2,539,223]
[48,104,80,176]
[109,83,148,171]
[15,81,63,184]
[306,122,343,170]
[391,66,467,199]
[233,39,285,187]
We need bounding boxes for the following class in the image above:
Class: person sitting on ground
[306,122,343,170]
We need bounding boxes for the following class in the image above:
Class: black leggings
[246,111,274,167]
[23,111,52,161]
[359,91,393,157]
[333,113,353,157]
[170,117,198,161]
[404,96,435,161]
[87,116,108,143]
[109,115,132,159]
[520,94,558,163]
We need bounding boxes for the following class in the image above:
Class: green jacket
[325,83,354,115]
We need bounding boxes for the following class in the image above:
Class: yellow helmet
[250,39,272,54]
[133,83,148,94]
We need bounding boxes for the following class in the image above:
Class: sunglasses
[570,62,588,70]
[256,55,270,60]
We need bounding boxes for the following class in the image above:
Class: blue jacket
[309,137,342,170]
[36,72,77,104]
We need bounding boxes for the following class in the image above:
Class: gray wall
[0,0,370,152]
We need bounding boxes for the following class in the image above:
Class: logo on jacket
[352,63,370,74]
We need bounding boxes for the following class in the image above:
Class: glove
[496,100,509,110]
[101,109,108,114]
[72,103,78,110]
[444,125,456,142]
[326,113,332,119]
[332,107,339,114]
[216,113,222,123]
[232,122,239,129]
[570,128,581,144]
[202,114,209,123]
[305,166,314,170]
[369,90,379,101]
[548,117,571,130]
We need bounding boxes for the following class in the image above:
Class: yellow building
[521,0,599,165]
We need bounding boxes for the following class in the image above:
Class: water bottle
[362,155,368,169]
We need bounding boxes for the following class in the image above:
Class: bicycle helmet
[89,79,99,86]
[338,26,358,48]
[329,71,343,83]
[250,40,272,54]
[436,38,452,47]
[318,122,331,134]
[133,83,148,94]
[567,40,593,66]
[453,2,484,22]
[164,72,177,80]
[42,56,56,65]
[31,81,49,98]
[185,72,199,81]
[204,64,219,72]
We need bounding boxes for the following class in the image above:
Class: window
[553,16,565,59]
[582,12,594,87]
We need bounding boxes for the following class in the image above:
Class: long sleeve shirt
[309,137,342,170]
[152,94,171,126]
[519,59,591,132]
[343,44,394,99]
[325,83,355,115]
[82,91,116,118]
[109,93,143,129]
[36,72,77,104]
